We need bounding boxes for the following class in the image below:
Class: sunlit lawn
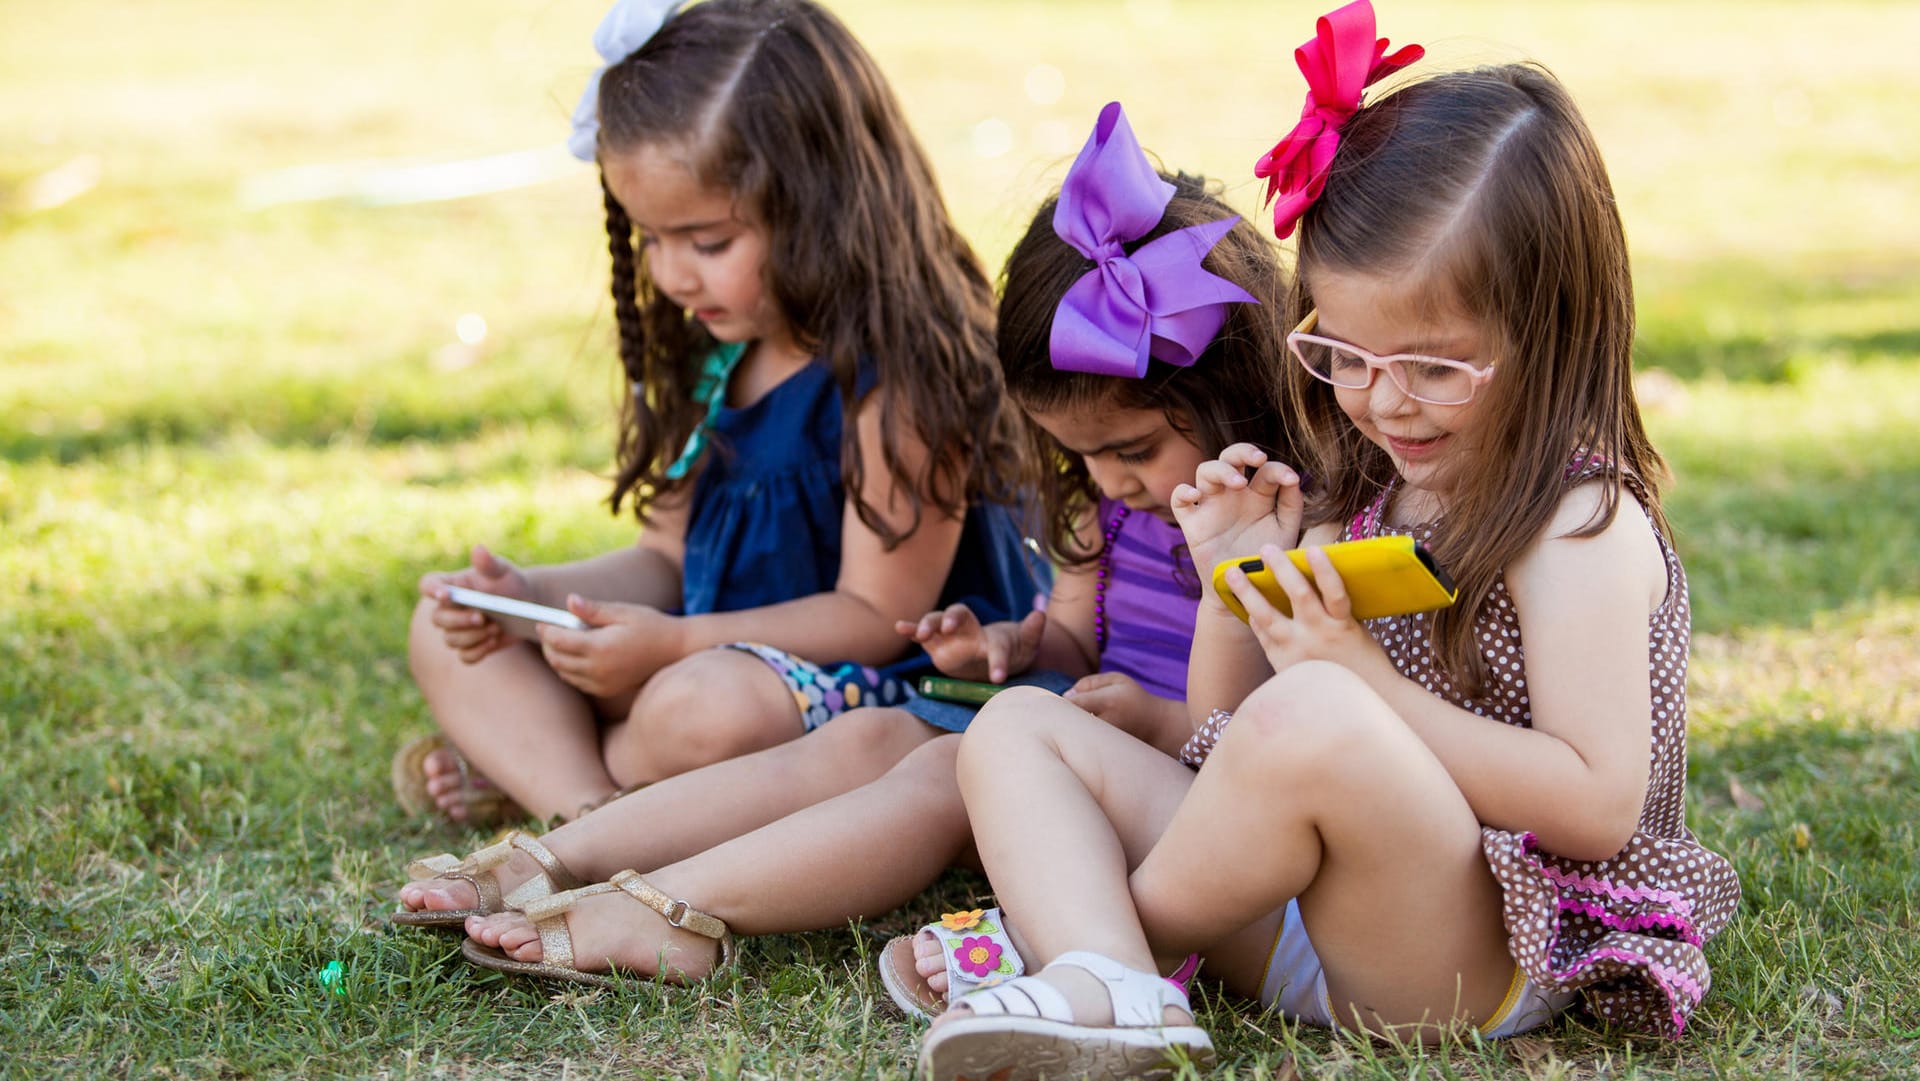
[2,1,1916,1077]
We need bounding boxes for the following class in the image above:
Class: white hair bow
[568,0,686,161]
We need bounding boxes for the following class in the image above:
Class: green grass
[3,0,1917,1077]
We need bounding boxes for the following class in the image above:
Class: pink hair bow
[1254,0,1423,239]
[1050,102,1260,379]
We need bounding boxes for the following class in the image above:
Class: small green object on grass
[317,960,346,996]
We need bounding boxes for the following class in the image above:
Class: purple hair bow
[1049,102,1260,378]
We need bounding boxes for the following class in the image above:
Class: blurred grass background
[2,1,1915,1077]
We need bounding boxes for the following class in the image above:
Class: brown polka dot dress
[1181,463,1741,1037]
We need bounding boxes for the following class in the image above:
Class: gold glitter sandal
[459,870,736,988]
[392,830,583,928]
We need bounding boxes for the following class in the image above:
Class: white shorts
[1258,899,1575,1038]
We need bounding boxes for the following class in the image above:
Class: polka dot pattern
[1179,463,1741,1037]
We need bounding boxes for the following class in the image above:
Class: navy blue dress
[677,358,1044,721]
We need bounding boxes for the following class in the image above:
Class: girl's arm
[522,488,689,613]
[1335,486,1664,859]
[664,391,968,663]
[1171,445,1307,729]
[1028,513,1102,675]
[1183,519,1342,727]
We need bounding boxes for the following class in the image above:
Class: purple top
[1097,497,1200,700]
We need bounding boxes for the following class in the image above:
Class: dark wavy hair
[595,0,1018,541]
[997,172,1304,566]
[1287,63,1666,693]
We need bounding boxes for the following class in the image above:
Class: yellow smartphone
[1211,535,1457,621]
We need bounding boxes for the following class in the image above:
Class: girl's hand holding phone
[420,544,537,664]
[894,604,1046,684]
[1170,443,1306,579]
[1222,543,1385,675]
[537,597,684,698]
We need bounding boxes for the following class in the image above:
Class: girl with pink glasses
[918,3,1740,1078]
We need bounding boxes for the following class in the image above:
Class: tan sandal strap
[610,871,731,945]
[499,831,583,906]
[405,850,503,912]
[519,880,624,972]
[513,875,735,977]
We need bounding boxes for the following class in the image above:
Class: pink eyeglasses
[1287,310,1496,406]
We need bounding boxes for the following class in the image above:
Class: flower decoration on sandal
[1254,0,1423,238]
[940,909,986,932]
[954,936,1005,978]
[1049,102,1260,379]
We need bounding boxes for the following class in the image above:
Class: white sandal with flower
[878,906,1023,1022]
[917,951,1215,1081]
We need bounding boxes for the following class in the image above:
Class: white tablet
[443,586,587,630]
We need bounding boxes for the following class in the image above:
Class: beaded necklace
[1092,504,1131,654]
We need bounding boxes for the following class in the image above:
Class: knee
[1225,661,1399,772]
[957,685,1056,759]
[955,685,1063,785]
[892,732,961,782]
[625,651,777,757]
[806,706,935,772]
[407,597,452,681]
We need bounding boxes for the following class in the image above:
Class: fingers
[938,603,980,637]
[1191,457,1254,496]
[1066,670,1126,695]
[470,544,506,578]
[984,632,1011,684]
[1301,546,1352,621]
[568,594,609,627]
[1218,442,1269,472]
[1221,560,1280,622]
[455,628,505,665]
[1261,543,1326,619]
[1274,472,1307,546]
[1246,459,1300,500]
[1016,609,1047,654]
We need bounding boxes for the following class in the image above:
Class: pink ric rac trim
[1558,898,1704,947]
[1564,947,1695,1038]
[1535,864,1696,917]
[1521,834,1697,917]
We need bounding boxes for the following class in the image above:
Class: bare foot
[912,928,950,998]
[420,745,478,822]
[464,889,724,983]
[396,849,546,914]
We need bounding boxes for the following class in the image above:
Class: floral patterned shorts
[722,642,917,732]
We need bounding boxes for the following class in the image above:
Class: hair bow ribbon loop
[1253,0,1423,238]
[1049,103,1259,378]
[569,0,685,161]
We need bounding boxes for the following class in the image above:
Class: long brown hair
[999,172,1303,565]
[595,0,1018,540]
[1288,63,1667,693]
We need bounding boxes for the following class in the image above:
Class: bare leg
[1130,661,1513,1036]
[601,648,810,785]
[938,687,1202,1027]
[466,733,979,977]
[933,664,1514,1040]
[407,598,617,822]
[400,705,938,914]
